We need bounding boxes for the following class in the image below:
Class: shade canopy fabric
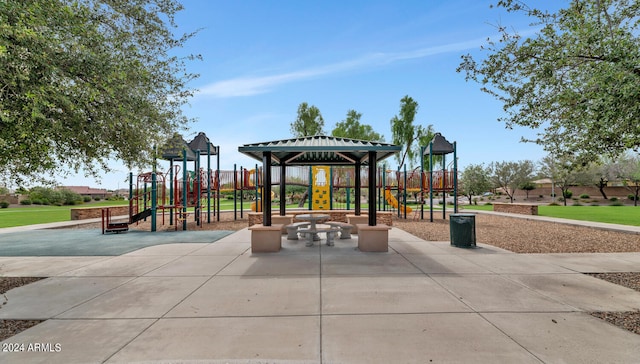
[238,135,401,166]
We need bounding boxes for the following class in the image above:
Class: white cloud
[197,37,485,99]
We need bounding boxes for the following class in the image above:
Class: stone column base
[248,224,283,253]
[271,215,294,234]
[346,214,369,234]
[356,224,391,252]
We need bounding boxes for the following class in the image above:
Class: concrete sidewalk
[0,228,639,363]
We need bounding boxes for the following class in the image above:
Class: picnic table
[294,214,339,246]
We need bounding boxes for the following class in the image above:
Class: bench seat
[284,222,311,240]
[325,221,353,239]
[298,226,341,246]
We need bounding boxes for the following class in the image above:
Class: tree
[458,0,640,167]
[519,181,536,200]
[460,164,492,204]
[489,160,535,203]
[583,159,614,200]
[290,102,325,137]
[0,0,199,186]
[539,154,592,206]
[331,110,384,142]
[608,153,640,206]
[390,95,434,168]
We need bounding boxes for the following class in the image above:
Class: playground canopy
[238,135,401,226]
[423,132,454,156]
[159,133,198,161]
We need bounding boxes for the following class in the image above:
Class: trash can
[449,213,476,248]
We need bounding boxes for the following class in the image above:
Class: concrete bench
[326,221,353,239]
[285,222,311,240]
[298,226,340,247]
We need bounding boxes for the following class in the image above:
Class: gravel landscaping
[1,211,638,340]
[0,278,45,341]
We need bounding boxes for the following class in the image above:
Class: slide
[251,190,276,211]
[385,189,412,213]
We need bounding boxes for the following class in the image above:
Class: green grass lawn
[0,200,129,228]
[462,204,640,226]
[3,199,639,228]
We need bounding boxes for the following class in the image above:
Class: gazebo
[238,135,401,252]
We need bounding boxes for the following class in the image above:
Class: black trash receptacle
[449,213,476,248]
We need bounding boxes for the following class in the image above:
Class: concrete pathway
[0,228,639,363]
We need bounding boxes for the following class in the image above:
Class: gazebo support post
[263,151,272,226]
[279,162,286,216]
[355,161,361,215]
[357,150,390,252]
[248,151,281,253]
[368,151,377,226]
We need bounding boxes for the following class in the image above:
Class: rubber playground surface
[0,229,234,256]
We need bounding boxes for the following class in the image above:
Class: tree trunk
[297,190,308,208]
[597,178,608,199]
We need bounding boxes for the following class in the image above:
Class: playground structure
[102,132,222,233]
[102,133,458,233]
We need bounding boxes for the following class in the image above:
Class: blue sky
[61,0,564,189]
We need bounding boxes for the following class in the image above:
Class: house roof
[238,135,401,166]
[61,186,109,195]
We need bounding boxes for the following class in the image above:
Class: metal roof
[238,135,401,166]
[423,133,454,155]
[188,132,218,155]
[159,133,197,161]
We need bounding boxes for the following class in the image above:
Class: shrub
[572,201,583,206]
[628,194,637,201]
[590,202,600,206]
[550,193,556,197]
[579,194,590,199]
[609,197,619,202]
[548,202,560,206]
[0,201,9,208]
[610,200,624,206]
[93,196,101,201]
[31,199,43,205]
[538,195,544,198]
[563,190,573,199]
[20,199,32,205]
[84,196,92,202]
